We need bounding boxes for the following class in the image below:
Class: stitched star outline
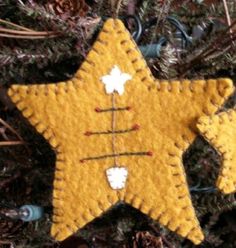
[8,19,234,244]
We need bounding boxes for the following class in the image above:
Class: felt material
[197,109,236,194]
[7,18,234,245]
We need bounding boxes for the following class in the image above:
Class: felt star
[197,109,236,194]
[8,19,234,245]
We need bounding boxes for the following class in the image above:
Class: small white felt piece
[106,167,128,190]
[101,65,132,95]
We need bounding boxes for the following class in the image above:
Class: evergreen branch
[0,18,34,31]
[179,21,236,76]
[0,26,58,36]
[16,0,100,39]
[0,33,59,39]
[0,39,76,68]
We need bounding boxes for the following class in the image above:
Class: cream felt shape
[106,167,128,190]
[101,65,132,95]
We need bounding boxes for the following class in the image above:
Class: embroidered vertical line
[111,93,118,166]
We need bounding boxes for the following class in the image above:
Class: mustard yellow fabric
[8,19,234,245]
[197,109,236,194]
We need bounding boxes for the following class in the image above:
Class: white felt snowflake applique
[101,65,132,95]
[106,167,128,190]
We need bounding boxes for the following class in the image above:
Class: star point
[197,109,236,194]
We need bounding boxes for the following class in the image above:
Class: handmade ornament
[8,19,234,244]
[197,109,236,194]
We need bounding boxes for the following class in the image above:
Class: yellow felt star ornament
[197,109,236,194]
[8,19,234,245]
